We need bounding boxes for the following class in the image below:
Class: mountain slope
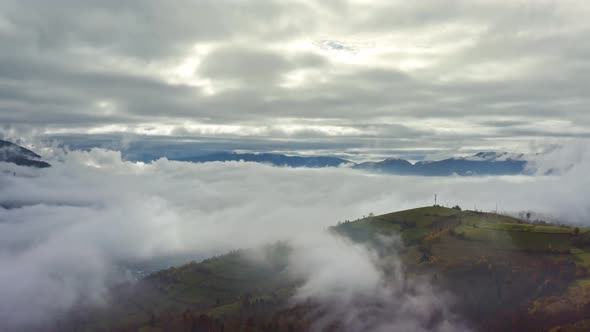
[354,152,526,176]
[165,151,528,175]
[0,140,50,168]
[56,207,590,332]
[173,152,350,168]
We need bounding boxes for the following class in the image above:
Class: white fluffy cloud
[288,233,469,331]
[0,142,588,330]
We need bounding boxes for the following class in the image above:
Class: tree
[526,212,531,222]
[574,227,580,236]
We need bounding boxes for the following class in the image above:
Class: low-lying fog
[0,141,588,330]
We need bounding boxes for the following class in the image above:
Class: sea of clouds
[0,142,588,330]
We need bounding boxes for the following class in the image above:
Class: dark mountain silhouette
[57,138,528,175]
[169,151,527,176]
[0,140,50,168]
[173,152,350,168]
[354,152,526,176]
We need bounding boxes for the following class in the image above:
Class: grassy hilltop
[58,207,590,332]
[337,206,590,331]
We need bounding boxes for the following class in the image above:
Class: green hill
[57,207,590,332]
[336,206,590,331]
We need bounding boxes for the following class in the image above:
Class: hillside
[56,207,590,332]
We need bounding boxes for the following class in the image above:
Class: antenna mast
[434,194,437,206]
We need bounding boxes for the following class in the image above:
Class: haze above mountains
[168,151,527,176]
[0,139,527,176]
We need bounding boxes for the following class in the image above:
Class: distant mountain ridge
[0,140,50,168]
[168,151,527,176]
[0,140,527,175]
[354,151,527,176]
[171,152,350,168]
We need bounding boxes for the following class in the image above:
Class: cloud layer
[0,142,588,329]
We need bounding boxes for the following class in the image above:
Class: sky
[1,0,590,159]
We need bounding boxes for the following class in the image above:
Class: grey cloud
[318,39,358,52]
[478,120,531,128]
[199,47,291,83]
[0,0,305,60]
[1,0,589,153]
[198,46,327,85]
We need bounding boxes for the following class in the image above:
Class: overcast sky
[1,0,589,157]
